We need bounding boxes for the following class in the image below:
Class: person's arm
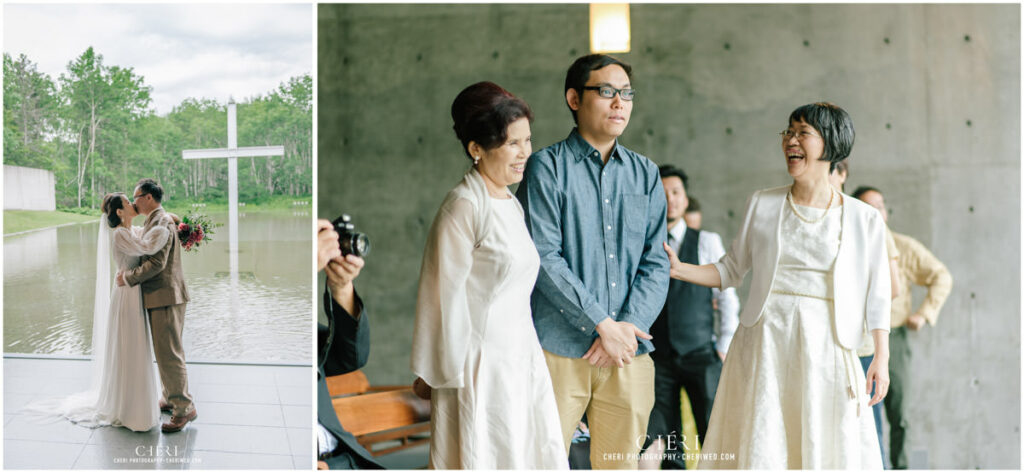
[321,285,370,376]
[410,197,476,389]
[123,220,173,286]
[665,191,759,289]
[113,225,170,257]
[906,239,954,326]
[705,232,739,357]
[886,228,901,299]
[515,155,612,335]
[863,209,892,406]
[616,172,671,341]
[866,328,890,406]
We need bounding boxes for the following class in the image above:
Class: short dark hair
[788,102,855,172]
[136,178,163,202]
[685,197,701,213]
[833,159,849,176]
[101,192,127,228]
[451,81,533,161]
[658,164,689,190]
[564,54,632,124]
[852,185,882,201]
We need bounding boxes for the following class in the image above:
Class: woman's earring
[473,156,480,165]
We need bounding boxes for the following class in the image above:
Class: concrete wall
[317,4,1019,468]
[4,165,56,211]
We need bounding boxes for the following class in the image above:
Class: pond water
[3,211,312,363]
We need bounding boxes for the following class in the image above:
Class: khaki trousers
[149,303,193,417]
[544,350,655,469]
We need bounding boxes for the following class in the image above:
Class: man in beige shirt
[116,178,196,433]
[854,186,953,469]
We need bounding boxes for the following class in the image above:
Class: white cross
[182,99,284,275]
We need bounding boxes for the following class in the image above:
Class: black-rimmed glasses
[582,86,636,101]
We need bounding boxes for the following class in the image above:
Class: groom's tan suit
[124,207,193,417]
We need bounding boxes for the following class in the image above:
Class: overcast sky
[4,3,312,115]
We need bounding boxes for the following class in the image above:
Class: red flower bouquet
[177,212,221,252]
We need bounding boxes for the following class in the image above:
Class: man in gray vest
[639,166,739,469]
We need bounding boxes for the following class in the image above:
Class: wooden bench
[328,370,431,457]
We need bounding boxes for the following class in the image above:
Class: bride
[26,192,170,431]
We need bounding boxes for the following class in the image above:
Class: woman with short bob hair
[410,82,566,469]
[666,102,890,469]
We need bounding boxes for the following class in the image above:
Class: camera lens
[340,232,371,258]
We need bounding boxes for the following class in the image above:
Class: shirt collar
[567,128,623,163]
[668,219,687,243]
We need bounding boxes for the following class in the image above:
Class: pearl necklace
[787,188,835,224]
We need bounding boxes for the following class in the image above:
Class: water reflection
[3,212,311,363]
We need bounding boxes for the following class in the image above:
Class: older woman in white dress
[664,102,891,469]
[410,82,567,469]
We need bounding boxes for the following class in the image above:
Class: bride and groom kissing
[28,178,197,433]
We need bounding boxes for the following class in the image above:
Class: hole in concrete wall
[723,42,731,50]
[886,123,892,130]
[803,40,810,47]
[492,51,499,59]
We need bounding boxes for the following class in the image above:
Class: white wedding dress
[24,220,167,432]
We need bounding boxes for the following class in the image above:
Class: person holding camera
[410,82,566,469]
[315,219,382,470]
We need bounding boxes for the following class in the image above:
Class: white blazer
[713,185,891,350]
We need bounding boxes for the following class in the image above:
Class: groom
[116,178,196,433]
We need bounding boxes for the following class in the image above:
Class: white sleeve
[714,191,758,289]
[113,225,171,257]
[410,197,476,389]
[864,211,892,332]
[703,231,740,353]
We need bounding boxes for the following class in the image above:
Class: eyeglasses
[779,130,821,141]
[582,86,636,101]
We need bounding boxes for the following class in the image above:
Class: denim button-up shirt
[516,128,670,358]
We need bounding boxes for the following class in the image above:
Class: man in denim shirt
[516,54,669,469]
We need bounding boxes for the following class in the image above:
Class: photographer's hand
[326,254,364,318]
[317,219,341,272]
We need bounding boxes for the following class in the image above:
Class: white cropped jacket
[713,185,891,350]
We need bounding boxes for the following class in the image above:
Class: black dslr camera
[331,214,371,258]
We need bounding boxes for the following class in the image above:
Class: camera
[331,214,371,258]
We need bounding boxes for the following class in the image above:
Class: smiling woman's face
[782,118,829,180]
[476,117,532,191]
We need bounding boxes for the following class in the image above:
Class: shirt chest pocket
[623,194,648,235]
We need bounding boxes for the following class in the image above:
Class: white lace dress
[699,202,882,469]
[25,224,166,432]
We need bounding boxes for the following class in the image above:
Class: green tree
[58,47,151,207]
[3,53,59,169]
